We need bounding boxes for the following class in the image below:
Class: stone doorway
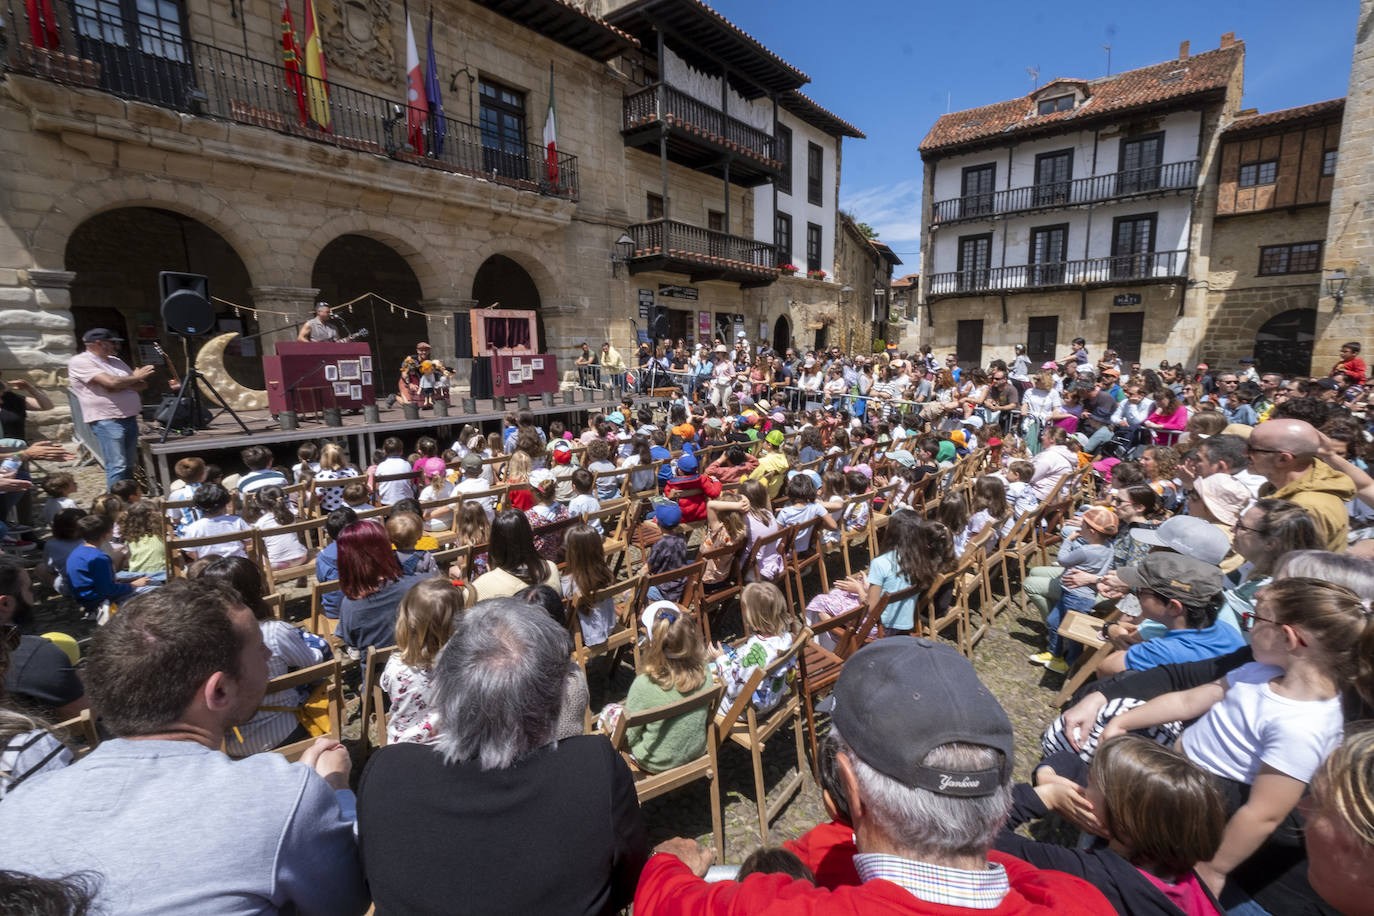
[1255,308,1316,377]
[65,207,259,387]
[312,235,427,393]
[472,255,544,351]
[773,315,791,354]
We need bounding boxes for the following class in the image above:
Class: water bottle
[1,456,21,475]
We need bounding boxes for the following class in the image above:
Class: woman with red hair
[337,519,433,652]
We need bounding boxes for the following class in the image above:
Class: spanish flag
[303,0,331,131]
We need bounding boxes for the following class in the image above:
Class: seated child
[550,442,578,504]
[245,485,309,570]
[387,511,437,576]
[452,501,491,579]
[120,500,167,577]
[342,480,374,512]
[40,508,84,595]
[663,453,720,523]
[775,474,837,555]
[712,582,800,716]
[315,507,358,619]
[180,483,250,560]
[567,468,601,534]
[1004,460,1040,518]
[67,514,148,617]
[645,503,688,603]
[1029,506,1116,674]
[40,472,78,527]
[416,457,455,532]
[382,578,472,745]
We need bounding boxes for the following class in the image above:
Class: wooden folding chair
[52,709,101,759]
[569,574,644,678]
[307,579,340,639]
[255,514,326,591]
[255,658,343,761]
[360,645,396,757]
[785,516,830,612]
[866,482,900,555]
[1051,605,1120,706]
[696,537,746,642]
[797,603,866,778]
[835,493,875,578]
[165,527,265,578]
[919,557,971,647]
[606,680,735,856]
[741,524,796,612]
[636,558,707,616]
[721,629,813,845]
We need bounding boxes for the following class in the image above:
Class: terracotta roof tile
[920,44,1243,155]
[1223,98,1344,134]
[781,89,865,138]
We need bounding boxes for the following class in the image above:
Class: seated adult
[358,597,648,914]
[1187,473,1253,574]
[471,510,562,601]
[634,639,1115,914]
[1029,426,1078,502]
[1247,418,1356,551]
[0,580,367,913]
[0,561,85,719]
[1095,553,1245,677]
[1303,727,1374,915]
[337,519,432,651]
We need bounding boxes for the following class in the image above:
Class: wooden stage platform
[137,388,622,494]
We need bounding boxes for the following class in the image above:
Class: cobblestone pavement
[34,458,1067,864]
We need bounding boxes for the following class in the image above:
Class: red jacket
[664,473,722,523]
[1335,356,1367,386]
[634,828,1116,916]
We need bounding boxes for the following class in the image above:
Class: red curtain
[484,317,530,350]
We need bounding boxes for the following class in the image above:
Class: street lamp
[610,233,635,278]
[1327,268,1350,313]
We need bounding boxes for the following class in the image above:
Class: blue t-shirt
[1124,620,1247,671]
[868,552,917,632]
[315,542,341,618]
[66,543,134,610]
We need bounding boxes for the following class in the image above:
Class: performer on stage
[399,342,452,407]
[297,302,343,342]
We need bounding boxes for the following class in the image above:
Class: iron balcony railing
[928,250,1188,296]
[628,218,779,277]
[623,82,777,165]
[932,160,1198,223]
[2,0,578,200]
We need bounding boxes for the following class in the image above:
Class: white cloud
[840,178,923,262]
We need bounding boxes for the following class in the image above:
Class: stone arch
[298,217,440,299]
[772,314,792,353]
[311,235,427,381]
[472,254,546,351]
[31,178,260,283]
[1255,308,1317,377]
[468,237,562,305]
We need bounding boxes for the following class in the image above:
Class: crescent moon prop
[195,333,270,411]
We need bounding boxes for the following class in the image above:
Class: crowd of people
[0,335,1373,915]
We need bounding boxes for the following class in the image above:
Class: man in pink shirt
[67,328,157,486]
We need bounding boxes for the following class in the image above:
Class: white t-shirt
[776,501,828,553]
[418,480,455,531]
[181,515,251,558]
[1181,662,1344,785]
[561,575,616,646]
[253,514,307,565]
[375,457,415,505]
[455,475,496,520]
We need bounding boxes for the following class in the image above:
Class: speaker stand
[159,353,251,443]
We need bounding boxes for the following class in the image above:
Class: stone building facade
[1200,99,1343,373]
[0,0,861,438]
[1316,0,1374,373]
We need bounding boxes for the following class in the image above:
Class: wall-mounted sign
[658,284,699,300]
[1113,293,1142,307]
[698,311,711,341]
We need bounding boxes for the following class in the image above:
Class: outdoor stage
[136,388,622,494]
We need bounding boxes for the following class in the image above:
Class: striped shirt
[854,852,1010,910]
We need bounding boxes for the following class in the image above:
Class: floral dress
[379,653,440,745]
[712,633,796,715]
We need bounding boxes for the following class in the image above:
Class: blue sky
[714,0,1359,268]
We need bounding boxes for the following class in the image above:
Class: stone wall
[1317,0,1374,371]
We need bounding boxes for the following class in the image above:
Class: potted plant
[807,269,828,281]
[779,263,798,275]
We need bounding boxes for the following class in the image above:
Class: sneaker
[1046,656,1070,674]
[1027,651,1054,666]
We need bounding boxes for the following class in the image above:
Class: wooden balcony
[622,83,782,187]
[627,219,780,287]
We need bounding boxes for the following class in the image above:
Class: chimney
[1219,31,1236,49]
[1179,40,1190,59]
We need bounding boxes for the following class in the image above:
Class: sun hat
[419,457,447,478]
[1194,473,1252,527]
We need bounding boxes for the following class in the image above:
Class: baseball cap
[419,457,447,478]
[704,417,723,429]
[770,412,786,423]
[1116,552,1224,604]
[675,453,698,473]
[962,415,984,429]
[640,600,681,639]
[949,429,967,446]
[82,328,124,342]
[528,468,556,490]
[826,638,1013,796]
[1316,377,1340,390]
[1194,473,1251,527]
[654,502,683,528]
[1041,361,1058,370]
[460,453,483,473]
[765,430,785,447]
[885,449,917,468]
[1080,506,1118,536]
[1129,515,1230,566]
[606,412,625,426]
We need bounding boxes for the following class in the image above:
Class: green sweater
[625,665,714,774]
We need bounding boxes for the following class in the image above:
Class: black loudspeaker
[650,305,671,340]
[159,271,215,336]
[153,393,211,430]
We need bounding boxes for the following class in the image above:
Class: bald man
[1248,418,1356,551]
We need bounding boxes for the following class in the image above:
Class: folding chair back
[360,645,396,757]
[257,659,343,761]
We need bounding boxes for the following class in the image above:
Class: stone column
[249,286,320,355]
[419,298,472,390]
[5,270,77,440]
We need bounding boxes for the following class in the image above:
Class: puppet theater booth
[466,308,558,400]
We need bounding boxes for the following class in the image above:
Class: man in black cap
[67,328,160,487]
[634,639,1115,915]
